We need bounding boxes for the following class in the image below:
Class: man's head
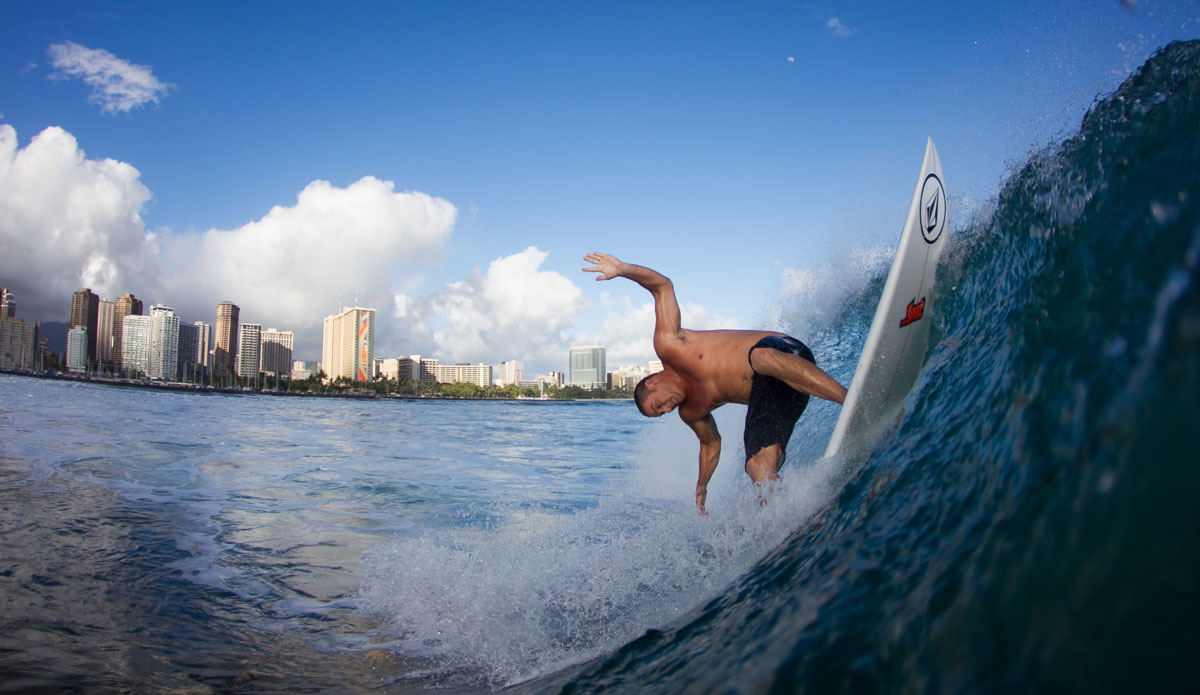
[634,372,684,417]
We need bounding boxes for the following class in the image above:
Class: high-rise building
[236,323,262,379]
[148,305,180,381]
[213,301,240,380]
[70,288,100,367]
[97,299,115,373]
[177,322,199,382]
[112,293,143,369]
[260,328,294,376]
[321,307,375,382]
[568,345,607,390]
[122,314,152,377]
[0,288,15,319]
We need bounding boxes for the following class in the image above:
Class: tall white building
[122,314,152,377]
[237,323,262,379]
[321,307,375,383]
[495,360,524,386]
[67,326,88,373]
[149,305,180,381]
[568,345,607,390]
[260,328,294,376]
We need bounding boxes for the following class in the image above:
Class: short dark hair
[633,374,655,417]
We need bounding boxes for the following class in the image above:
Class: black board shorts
[744,335,815,463]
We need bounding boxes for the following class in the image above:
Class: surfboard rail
[824,138,948,460]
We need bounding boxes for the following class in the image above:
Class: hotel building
[321,307,375,383]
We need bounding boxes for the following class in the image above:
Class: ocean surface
[3,40,1199,694]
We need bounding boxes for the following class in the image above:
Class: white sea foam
[358,406,849,687]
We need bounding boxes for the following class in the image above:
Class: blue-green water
[2,40,1199,693]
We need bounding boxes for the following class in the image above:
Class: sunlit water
[0,376,846,692]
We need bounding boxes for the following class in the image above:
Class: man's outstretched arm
[583,252,681,339]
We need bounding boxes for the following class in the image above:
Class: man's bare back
[583,252,847,514]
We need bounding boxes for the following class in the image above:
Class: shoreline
[0,368,632,403]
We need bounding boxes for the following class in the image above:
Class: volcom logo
[899,297,925,327]
[920,173,946,244]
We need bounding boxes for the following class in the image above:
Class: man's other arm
[583,253,682,340]
[687,413,721,516]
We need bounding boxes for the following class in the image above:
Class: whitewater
[1,40,1198,693]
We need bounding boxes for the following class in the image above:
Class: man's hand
[695,486,709,516]
[583,252,623,281]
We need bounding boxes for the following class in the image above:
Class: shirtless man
[583,252,847,514]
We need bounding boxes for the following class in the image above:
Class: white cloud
[0,125,161,318]
[388,247,584,371]
[48,41,172,114]
[164,176,457,359]
[825,17,856,38]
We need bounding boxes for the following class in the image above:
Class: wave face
[537,40,1200,694]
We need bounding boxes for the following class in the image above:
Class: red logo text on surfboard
[899,297,925,328]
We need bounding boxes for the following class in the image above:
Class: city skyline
[12,282,643,386]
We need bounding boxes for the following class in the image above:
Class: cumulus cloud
[0,124,161,318]
[48,41,172,114]
[163,176,457,358]
[389,247,584,370]
[825,17,856,38]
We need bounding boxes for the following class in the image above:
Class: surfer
[583,252,847,514]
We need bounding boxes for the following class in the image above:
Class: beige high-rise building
[213,301,240,380]
[321,306,375,383]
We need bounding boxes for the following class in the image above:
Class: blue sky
[2,1,1196,374]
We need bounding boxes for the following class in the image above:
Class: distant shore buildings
[4,285,660,392]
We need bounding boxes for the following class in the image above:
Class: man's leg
[745,444,783,482]
[749,346,846,405]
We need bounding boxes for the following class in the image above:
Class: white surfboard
[825,138,948,460]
